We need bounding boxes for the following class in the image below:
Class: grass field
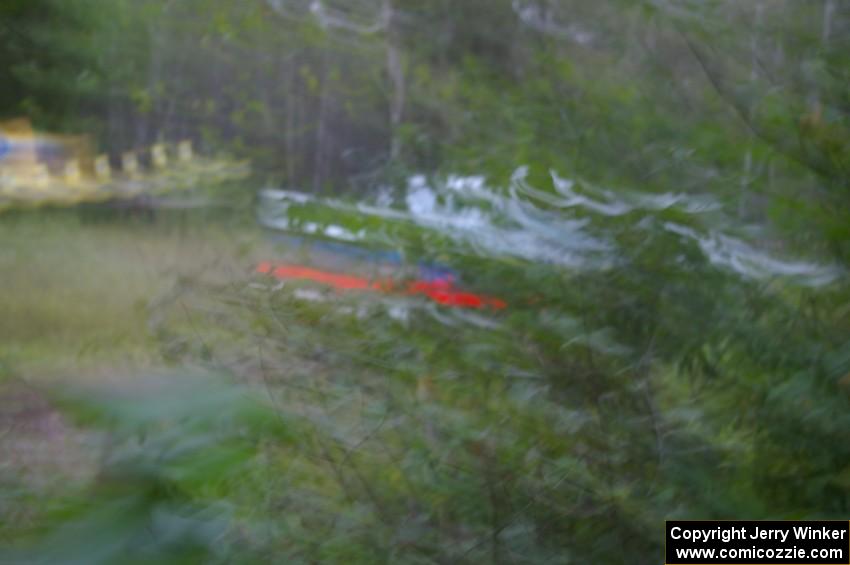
[0,206,271,546]
[0,208,264,378]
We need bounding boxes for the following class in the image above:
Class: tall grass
[0,209,262,374]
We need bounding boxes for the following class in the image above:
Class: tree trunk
[384,0,404,160]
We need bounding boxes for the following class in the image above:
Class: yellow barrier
[94,155,111,181]
[0,122,249,210]
[152,144,167,168]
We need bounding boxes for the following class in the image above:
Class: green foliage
[2,1,850,563]
[4,372,291,564]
